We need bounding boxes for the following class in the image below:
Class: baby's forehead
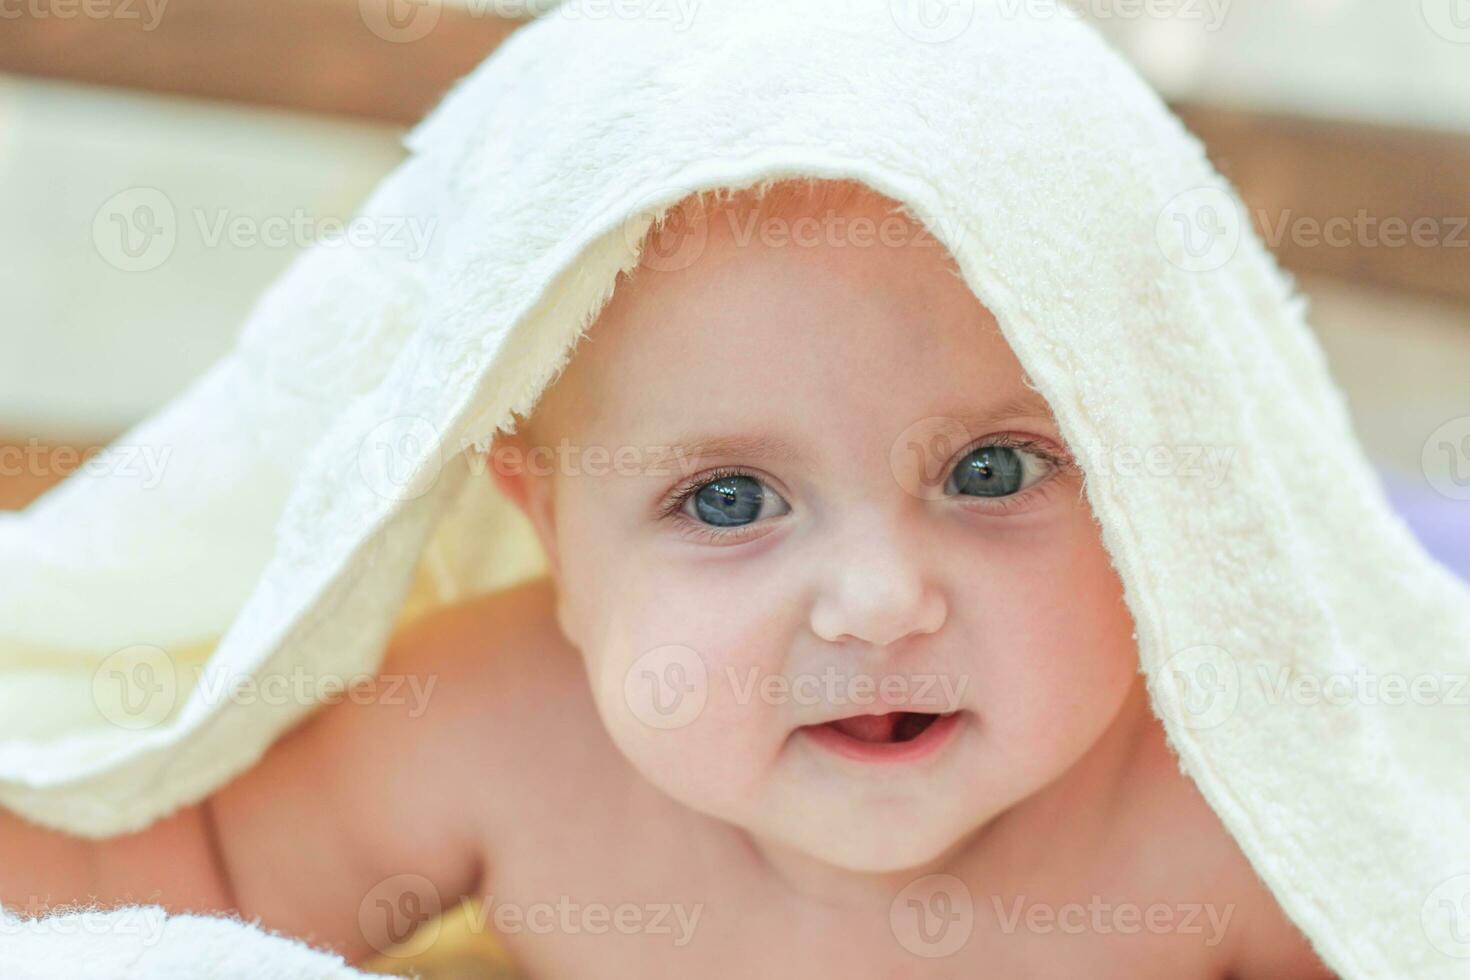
[603,182,981,349]
[523,180,1032,446]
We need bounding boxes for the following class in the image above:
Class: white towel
[3,1,1467,976]
[0,904,362,979]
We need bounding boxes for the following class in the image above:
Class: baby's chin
[604,722,1010,876]
[747,795,994,875]
[614,742,989,874]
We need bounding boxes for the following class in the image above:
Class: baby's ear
[487,430,532,510]
[487,429,562,579]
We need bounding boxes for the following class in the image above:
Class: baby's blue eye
[945,445,1044,497]
[687,474,787,527]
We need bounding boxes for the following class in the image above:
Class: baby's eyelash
[657,465,758,521]
[965,434,1074,471]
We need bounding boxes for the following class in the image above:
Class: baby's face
[496,188,1140,872]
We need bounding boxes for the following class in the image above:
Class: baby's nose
[807,527,948,649]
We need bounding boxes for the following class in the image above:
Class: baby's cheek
[977,529,1138,763]
[966,635,1131,808]
[580,614,782,814]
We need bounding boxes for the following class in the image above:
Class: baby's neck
[742,676,1158,912]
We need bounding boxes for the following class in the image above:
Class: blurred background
[1,0,1467,974]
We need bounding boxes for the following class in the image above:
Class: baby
[1,180,1336,978]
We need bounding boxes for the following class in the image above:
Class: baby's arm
[204,606,489,961]
[0,799,231,918]
[0,592,518,963]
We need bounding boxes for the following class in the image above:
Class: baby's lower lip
[797,710,963,765]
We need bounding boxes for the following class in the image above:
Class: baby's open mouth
[800,709,963,764]
[822,710,947,744]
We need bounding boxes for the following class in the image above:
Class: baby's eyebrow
[940,390,1058,434]
[665,432,803,465]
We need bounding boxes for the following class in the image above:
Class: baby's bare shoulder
[387,577,587,769]
[1125,726,1336,979]
[387,577,639,861]
[389,575,578,703]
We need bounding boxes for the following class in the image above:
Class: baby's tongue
[828,713,899,743]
